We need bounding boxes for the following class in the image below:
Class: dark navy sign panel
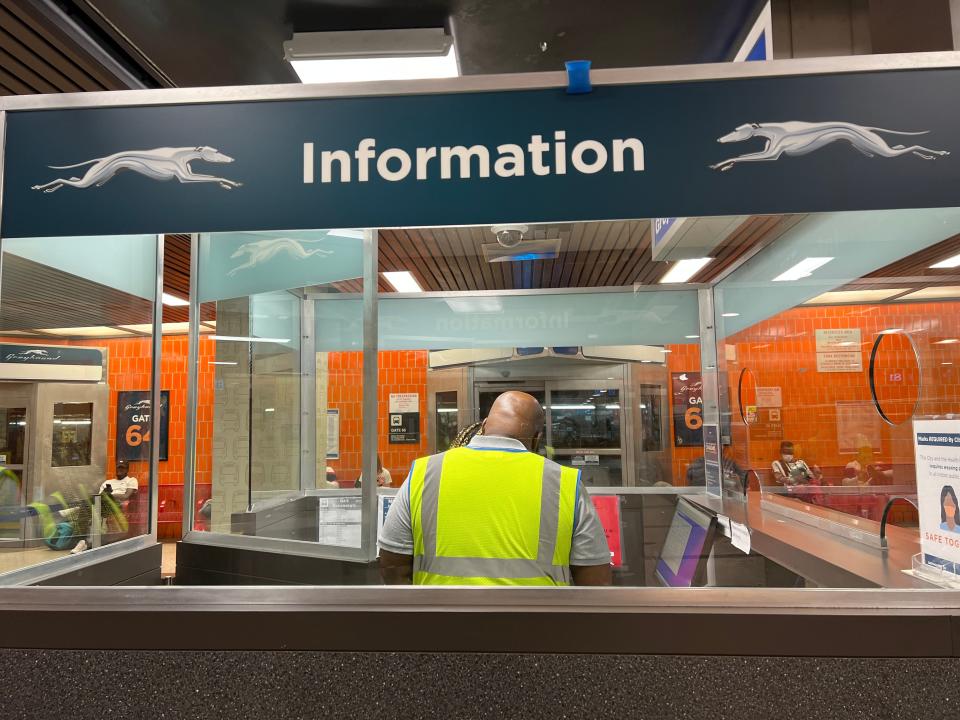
[0,344,102,365]
[5,68,960,237]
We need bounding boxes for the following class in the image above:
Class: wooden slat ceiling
[0,0,132,94]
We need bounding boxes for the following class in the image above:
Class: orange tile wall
[324,350,429,485]
[721,301,960,491]
[0,334,214,539]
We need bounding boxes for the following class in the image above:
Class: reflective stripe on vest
[410,447,578,586]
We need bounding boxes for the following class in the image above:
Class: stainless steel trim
[0,584,957,612]
[760,496,885,549]
[300,296,316,492]
[698,288,721,498]
[149,233,164,541]
[1,51,959,111]
[0,110,6,301]
[181,233,200,538]
[361,227,379,561]
[181,528,370,562]
[0,534,157,586]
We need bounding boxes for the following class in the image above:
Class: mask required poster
[914,419,960,574]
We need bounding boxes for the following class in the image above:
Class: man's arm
[379,549,413,585]
[571,563,612,586]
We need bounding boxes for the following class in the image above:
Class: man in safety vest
[379,391,612,586]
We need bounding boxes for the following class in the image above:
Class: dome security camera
[491,224,529,248]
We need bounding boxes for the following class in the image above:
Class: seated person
[99,460,138,501]
[320,466,339,489]
[357,456,393,488]
[771,441,821,486]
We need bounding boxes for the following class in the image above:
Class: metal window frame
[2,51,959,570]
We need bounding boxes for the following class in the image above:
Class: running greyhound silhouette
[31,146,242,192]
[227,238,333,276]
[710,122,950,171]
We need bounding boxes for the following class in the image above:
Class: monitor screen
[655,497,716,587]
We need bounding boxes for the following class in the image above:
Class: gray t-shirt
[378,435,611,566]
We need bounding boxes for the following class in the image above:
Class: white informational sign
[326,409,339,459]
[389,393,419,414]
[318,496,362,548]
[815,328,862,373]
[914,420,960,572]
[815,328,861,351]
[755,386,782,408]
[817,351,863,373]
[730,521,751,555]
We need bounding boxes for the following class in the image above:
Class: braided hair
[451,421,483,448]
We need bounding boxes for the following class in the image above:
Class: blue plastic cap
[565,60,592,94]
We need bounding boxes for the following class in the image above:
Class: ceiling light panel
[898,285,960,301]
[772,257,834,282]
[804,288,910,305]
[660,257,712,284]
[383,271,423,293]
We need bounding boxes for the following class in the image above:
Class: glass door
[0,407,27,542]
[546,381,624,486]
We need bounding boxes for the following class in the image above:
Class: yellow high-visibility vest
[409,446,579,586]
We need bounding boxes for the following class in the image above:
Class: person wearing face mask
[771,441,822,487]
[378,391,611,586]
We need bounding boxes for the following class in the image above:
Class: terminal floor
[0,546,69,574]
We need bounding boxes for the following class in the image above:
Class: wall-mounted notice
[755,386,782,408]
[816,328,862,373]
[914,420,960,574]
[389,392,420,444]
[326,409,340,459]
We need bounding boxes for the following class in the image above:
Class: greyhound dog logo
[31,146,242,192]
[4,348,62,362]
[227,237,334,276]
[710,121,949,171]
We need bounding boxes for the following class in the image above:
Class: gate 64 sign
[116,390,169,462]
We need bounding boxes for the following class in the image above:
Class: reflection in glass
[51,402,93,467]
[550,389,621,449]
[435,391,458,452]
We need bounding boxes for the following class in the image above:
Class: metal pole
[300,296,316,492]
[181,234,200,538]
[361,228,379,560]
[149,234,164,541]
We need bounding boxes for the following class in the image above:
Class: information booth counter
[1,52,960,718]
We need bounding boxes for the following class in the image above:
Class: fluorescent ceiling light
[898,285,960,301]
[211,335,291,343]
[162,292,189,307]
[722,312,740,318]
[291,48,457,84]
[210,361,238,366]
[935,338,960,344]
[383,271,423,293]
[264,408,275,413]
[931,253,960,269]
[444,297,503,314]
[660,257,712,284]
[120,322,193,335]
[804,288,910,305]
[685,335,699,339]
[772,257,834,282]
[41,326,134,338]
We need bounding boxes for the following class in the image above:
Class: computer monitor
[654,497,718,588]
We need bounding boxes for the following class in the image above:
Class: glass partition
[192,229,370,555]
[0,233,158,577]
[716,208,960,536]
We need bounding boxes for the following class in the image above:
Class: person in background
[99,460,138,501]
[771,441,821,486]
[379,391,612,586]
[357,456,393,488]
[320,466,339,489]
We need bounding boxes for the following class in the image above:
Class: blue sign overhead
[3,67,960,237]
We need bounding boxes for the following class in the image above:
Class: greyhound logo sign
[710,121,950,171]
[227,237,334,276]
[31,146,242,192]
